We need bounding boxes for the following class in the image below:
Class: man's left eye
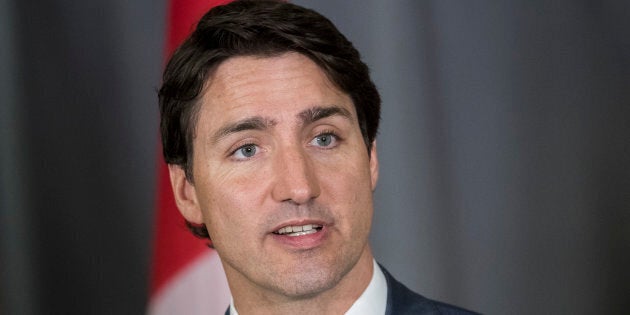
[310,133,337,147]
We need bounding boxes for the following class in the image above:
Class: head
[160,0,380,239]
[159,0,381,306]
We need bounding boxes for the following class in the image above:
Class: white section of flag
[147,251,231,315]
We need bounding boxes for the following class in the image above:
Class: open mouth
[273,224,323,237]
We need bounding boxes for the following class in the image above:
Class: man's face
[169,53,379,299]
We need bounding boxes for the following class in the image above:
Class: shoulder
[380,265,481,315]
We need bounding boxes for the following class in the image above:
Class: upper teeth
[276,224,321,235]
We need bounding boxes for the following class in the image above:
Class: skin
[169,52,379,314]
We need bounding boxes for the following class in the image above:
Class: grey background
[1,0,629,314]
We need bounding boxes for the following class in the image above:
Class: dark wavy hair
[159,0,381,240]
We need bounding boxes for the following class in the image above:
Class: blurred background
[1,0,628,314]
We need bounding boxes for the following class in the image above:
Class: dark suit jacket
[224,265,480,315]
[381,266,479,315]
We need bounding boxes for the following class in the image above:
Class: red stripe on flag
[165,0,232,56]
[150,0,232,297]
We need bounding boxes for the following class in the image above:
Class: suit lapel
[380,264,395,315]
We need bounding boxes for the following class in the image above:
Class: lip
[269,219,330,250]
[270,219,328,233]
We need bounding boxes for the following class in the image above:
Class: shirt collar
[344,259,388,315]
[229,259,388,315]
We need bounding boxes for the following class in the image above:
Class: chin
[264,252,354,299]
[270,266,342,299]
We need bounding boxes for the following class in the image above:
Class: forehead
[197,53,355,126]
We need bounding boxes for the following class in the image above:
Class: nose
[271,146,321,204]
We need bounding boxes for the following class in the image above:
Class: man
[160,1,478,314]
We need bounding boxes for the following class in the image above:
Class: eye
[310,132,338,148]
[232,144,258,160]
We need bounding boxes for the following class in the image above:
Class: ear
[369,141,379,191]
[168,164,204,224]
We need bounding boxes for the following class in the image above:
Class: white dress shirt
[229,259,388,315]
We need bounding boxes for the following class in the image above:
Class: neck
[228,247,374,315]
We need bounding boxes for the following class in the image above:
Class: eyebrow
[212,116,277,144]
[297,105,353,126]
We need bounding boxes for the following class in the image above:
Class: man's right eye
[232,144,258,160]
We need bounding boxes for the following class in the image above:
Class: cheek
[198,165,272,233]
[200,191,255,249]
[320,159,374,219]
[321,150,373,194]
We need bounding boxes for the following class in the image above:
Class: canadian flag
[147,1,232,314]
